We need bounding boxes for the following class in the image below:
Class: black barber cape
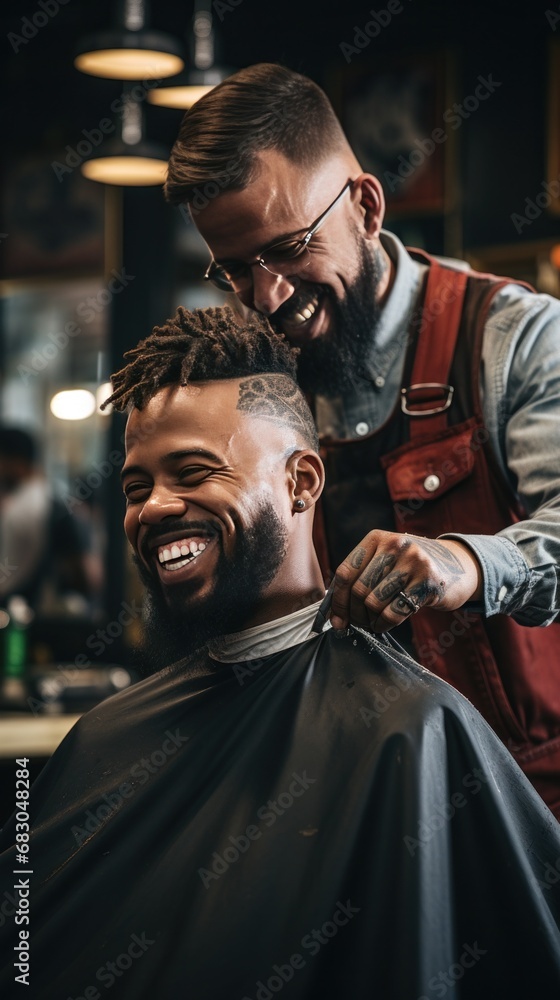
[1,626,560,999]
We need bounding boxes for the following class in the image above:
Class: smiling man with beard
[135,499,290,671]
[164,63,560,818]
[1,307,560,1000]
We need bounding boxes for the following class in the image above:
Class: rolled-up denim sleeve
[440,287,560,626]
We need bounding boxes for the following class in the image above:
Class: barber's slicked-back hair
[103,306,319,449]
[165,63,348,205]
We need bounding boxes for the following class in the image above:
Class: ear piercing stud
[294,499,306,510]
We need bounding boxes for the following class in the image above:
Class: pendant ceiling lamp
[75,0,184,81]
[148,3,228,110]
[81,86,168,186]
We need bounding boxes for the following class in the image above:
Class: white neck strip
[207,597,329,663]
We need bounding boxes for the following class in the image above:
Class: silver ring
[396,590,421,615]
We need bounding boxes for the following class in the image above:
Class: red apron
[315,252,560,818]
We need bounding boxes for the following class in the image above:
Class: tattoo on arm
[359,553,396,590]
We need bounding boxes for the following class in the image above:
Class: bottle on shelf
[0,595,34,710]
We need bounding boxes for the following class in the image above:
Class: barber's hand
[329,530,483,633]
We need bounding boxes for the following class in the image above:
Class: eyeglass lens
[213,243,311,291]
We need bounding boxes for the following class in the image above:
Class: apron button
[423,473,441,493]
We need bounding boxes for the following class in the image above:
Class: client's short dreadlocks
[105,306,294,411]
[103,306,318,447]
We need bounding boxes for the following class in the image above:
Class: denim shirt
[315,230,560,626]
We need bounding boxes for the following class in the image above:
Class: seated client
[0,307,559,1000]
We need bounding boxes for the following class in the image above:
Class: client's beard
[134,499,288,676]
[295,237,385,398]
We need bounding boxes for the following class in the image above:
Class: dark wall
[3,1,559,254]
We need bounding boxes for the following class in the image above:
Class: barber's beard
[296,238,384,398]
[134,500,288,675]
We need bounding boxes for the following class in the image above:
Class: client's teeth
[166,556,190,572]
[156,536,211,569]
[301,307,312,319]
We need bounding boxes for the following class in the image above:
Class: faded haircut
[165,63,348,206]
[103,306,319,449]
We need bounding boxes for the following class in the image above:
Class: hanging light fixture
[148,2,229,110]
[75,0,184,81]
[81,84,168,186]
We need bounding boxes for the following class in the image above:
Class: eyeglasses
[204,180,352,293]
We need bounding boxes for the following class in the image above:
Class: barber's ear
[287,450,325,510]
[352,174,385,240]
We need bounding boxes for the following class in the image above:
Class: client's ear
[287,450,325,512]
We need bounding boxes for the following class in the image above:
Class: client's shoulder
[319,626,485,736]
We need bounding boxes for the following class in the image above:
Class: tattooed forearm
[359,553,396,589]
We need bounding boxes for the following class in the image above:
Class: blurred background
[1,0,559,784]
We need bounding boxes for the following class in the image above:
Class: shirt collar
[207,597,329,663]
[369,229,427,368]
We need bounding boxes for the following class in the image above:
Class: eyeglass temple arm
[302,180,353,245]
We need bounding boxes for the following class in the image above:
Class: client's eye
[178,467,211,484]
[123,483,150,502]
